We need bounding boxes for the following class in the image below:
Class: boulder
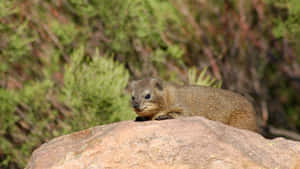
[26,117,300,169]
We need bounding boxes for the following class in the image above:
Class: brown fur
[130,78,258,132]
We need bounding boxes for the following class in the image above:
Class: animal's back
[170,85,257,131]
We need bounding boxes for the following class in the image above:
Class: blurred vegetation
[0,0,300,168]
[188,67,222,88]
[62,47,134,131]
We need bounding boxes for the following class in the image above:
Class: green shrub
[62,47,135,130]
[267,0,300,38]
[0,89,18,166]
[66,0,184,72]
[0,80,56,167]
[50,20,78,47]
[266,0,300,56]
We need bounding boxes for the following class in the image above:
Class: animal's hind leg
[228,110,258,132]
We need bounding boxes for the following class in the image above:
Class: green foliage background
[0,0,300,168]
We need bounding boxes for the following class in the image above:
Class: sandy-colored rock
[26,117,300,169]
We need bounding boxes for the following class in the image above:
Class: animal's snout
[132,102,139,109]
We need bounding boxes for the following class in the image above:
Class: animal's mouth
[133,107,150,116]
[133,107,143,114]
[133,103,159,116]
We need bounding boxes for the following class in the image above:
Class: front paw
[154,115,173,120]
[135,116,150,122]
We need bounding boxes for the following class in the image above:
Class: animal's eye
[131,96,135,100]
[145,94,151,99]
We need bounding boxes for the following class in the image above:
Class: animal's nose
[133,102,139,109]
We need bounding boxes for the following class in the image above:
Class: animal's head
[130,78,164,117]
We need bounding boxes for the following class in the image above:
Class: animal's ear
[150,78,163,90]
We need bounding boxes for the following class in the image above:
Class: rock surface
[26,117,300,169]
